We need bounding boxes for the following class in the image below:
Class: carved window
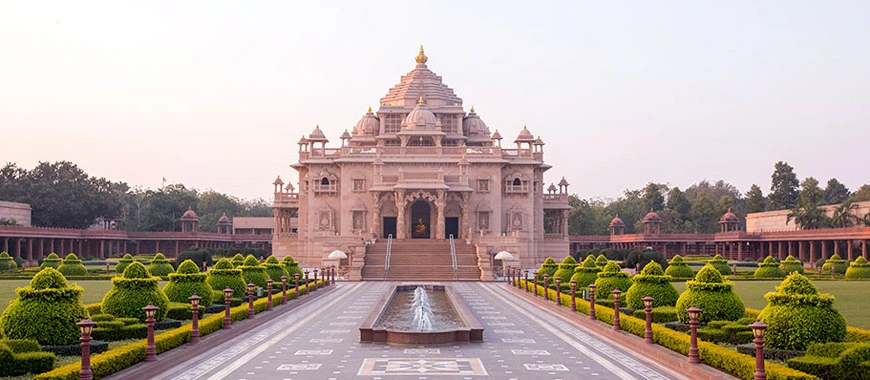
[439,114,457,134]
[352,211,365,230]
[505,176,529,194]
[313,176,337,193]
[384,139,401,146]
[383,114,404,134]
[353,179,366,192]
[477,179,490,193]
[477,212,490,231]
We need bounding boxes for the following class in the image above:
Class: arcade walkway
[144,282,692,380]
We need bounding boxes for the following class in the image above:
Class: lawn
[0,280,167,313]
[672,280,870,329]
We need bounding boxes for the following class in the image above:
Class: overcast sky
[1,1,868,201]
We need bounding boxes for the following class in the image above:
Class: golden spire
[415,45,428,64]
[470,105,475,113]
[367,106,372,113]
[418,96,424,105]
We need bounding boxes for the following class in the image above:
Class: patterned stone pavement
[151,282,686,380]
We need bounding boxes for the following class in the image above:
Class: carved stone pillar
[371,193,381,239]
[562,209,569,237]
[436,190,446,239]
[461,193,470,240]
[396,190,405,239]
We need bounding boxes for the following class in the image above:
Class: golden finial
[523,125,528,130]
[415,45,428,64]
[470,105,475,113]
[367,106,372,113]
[316,124,320,129]
[418,96,424,105]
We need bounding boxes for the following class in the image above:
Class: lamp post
[542,274,549,300]
[294,273,300,298]
[304,270,310,294]
[687,306,702,364]
[554,277,561,305]
[314,268,319,289]
[331,265,336,284]
[569,280,577,310]
[523,270,529,292]
[223,288,233,329]
[749,321,768,380]
[189,294,201,344]
[77,319,96,380]
[266,279,273,311]
[143,303,158,362]
[588,284,597,320]
[612,289,622,331]
[247,283,255,319]
[643,296,654,344]
[532,272,539,297]
[281,275,287,305]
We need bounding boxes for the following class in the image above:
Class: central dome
[403,98,437,129]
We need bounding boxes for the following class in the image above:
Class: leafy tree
[666,187,691,218]
[690,192,717,233]
[849,184,870,202]
[745,184,765,213]
[798,177,824,208]
[829,200,859,228]
[642,183,667,212]
[769,161,799,210]
[716,195,734,216]
[824,178,851,205]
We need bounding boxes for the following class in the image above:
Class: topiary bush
[264,256,289,288]
[57,253,87,276]
[707,254,732,275]
[239,255,270,289]
[632,306,678,323]
[0,268,89,346]
[162,260,213,305]
[176,249,212,269]
[675,264,744,324]
[536,257,558,282]
[593,261,633,299]
[281,255,304,281]
[595,254,609,268]
[207,258,247,297]
[754,256,786,279]
[625,261,679,309]
[40,253,61,269]
[758,272,846,351]
[115,254,134,274]
[0,251,17,271]
[664,255,694,278]
[552,256,577,284]
[846,257,870,279]
[101,262,170,322]
[570,256,601,289]
[821,254,848,275]
[147,253,174,277]
[231,253,245,267]
[0,340,56,377]
[780,255,805,274]
[623,249,668,271]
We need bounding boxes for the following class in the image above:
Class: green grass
[672,280,870,329]
[1,280,167,313]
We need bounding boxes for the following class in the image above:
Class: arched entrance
[410,200,432,239]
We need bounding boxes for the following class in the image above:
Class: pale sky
[1,1,868,201]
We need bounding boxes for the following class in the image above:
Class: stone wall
[746,201,870,232]
[0,201,31,227]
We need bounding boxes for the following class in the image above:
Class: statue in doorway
[414,218,429,237]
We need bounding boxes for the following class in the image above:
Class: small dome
[180,206,199,221]
[643,209,662,222]
[340,129,351,140]
[463,107,490,137]
[273,175,284,186]
[558,177,569,187]
[353,107,380,136]
[308,125,328,142]
[297,135,308,145]
[533,136,545,145]
[404,97,437,129]
[491,129,502,140]
[514,125,535,142]
[721,208,739,222]
[217,212,231,224]
[547,183,558,192]
[609,215,625,227]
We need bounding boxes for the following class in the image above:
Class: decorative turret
[558,177,569,194]
[180,206,200,233]
[217,212,232,235]
[352,106,380,139]
[642,208,662,234]
[609,214,625,236]
[403,97,438,129]
[719,208,740,232]
[463,106,491,146]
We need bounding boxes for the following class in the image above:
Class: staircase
[361,240,481,281]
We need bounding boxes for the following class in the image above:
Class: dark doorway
[445,217,459,239]
[410,200,431,239]
[383,217,397,238]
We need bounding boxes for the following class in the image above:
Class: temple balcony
[272,192,300,209]
[543,193,571,209]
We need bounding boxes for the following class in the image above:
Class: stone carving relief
[317,205,336,231]
[507,207,525,231]
[378,193,398,217]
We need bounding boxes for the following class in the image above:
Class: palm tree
[830,200,860,228]
[786,204,830,230]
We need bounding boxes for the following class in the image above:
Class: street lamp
[687,306,702,364]
[569,280,577,310]
[247,283,255,319]
[294,273,300,298]
[78,319,96,380]
[611,289,622,331]
[642,296,654,344]
[143,303,158,362]
[542,274,549,300]
[523,270,529,292]
[588,284,597,320]
[304,270,310,294]
[281,275,288,305]
[266,279,273,311]
[189,294,201,344]
[313,268,319,289]
[223,288,233,329]
[749,321,768,380]
[554,277,561,305]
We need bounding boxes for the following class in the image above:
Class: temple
[271,46,572,280]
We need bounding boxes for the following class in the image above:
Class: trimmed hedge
[90,314,147,341]
[821,254,848,275]
[708,254,732,275]
[780,255,805,274]
[40,253,61,269]
[595,254,608,268]
[664,255,694,278]
[231,253,245,267]
[101,262,170,322]
[0,268,89,346]
[625,261,679,309]
[206,258,247,297]
[56,253,87,276]
[593,261,632,299]
[282,255,304,280]
[787,342,870,380]
[115,254,134,274]
[163,259,213,305]
[239,255,270,289]
[0,251,17,271]
[553,256,577,283]
[846,257,870,280]
[165,302,205,321]
[536,257,558,282]
[0,340,55,376]
[570,256,601,289]
[758,272,846,351]
[147,253,174,277]
[754,256,786,279]
[264,256,289,287]
[631,306,678,323]
[675,264,744,324]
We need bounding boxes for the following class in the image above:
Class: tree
[849,184,870,202]
[829,200,859,228]
[691,192,718,233]
[798,177,824,209]
[745,184,765,213]
[824,178,851,205]
[642,183,667,212]
[666,187,691,218]
[716,195,734,216]
[769,161,799,210]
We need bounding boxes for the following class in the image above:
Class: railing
[449,234,457,280]
[384,234,393,280]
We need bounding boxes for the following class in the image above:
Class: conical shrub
[57,253,87,276]
[163,259,213,304]
[708,254,732,275]
[147,253,174,277]
[553,256,577,284]
[845,257,870,279]
[675,264,744,324]
[101,262,169,322]
[664,255,694,278]
[40,252,62,269]
[0,268,88,345]
[625,261,679,309]
[758,272,845,350]
[570,256,601,289]
[231,253,245,267]
[115,254,134,274]
[264,256,289,288]
[754,256,786,279]
[0,251,17,271]
[206,258,247,297]
[595,254,608,268]
[594,261,633,299]
[281,255,304,281]
[821,254,848,275]
[240,255,270,289]
[780,255,805,274]
[536,257,558,282]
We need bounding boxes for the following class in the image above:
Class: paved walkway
[151,282,686,380]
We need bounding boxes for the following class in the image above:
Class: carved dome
[403,98,437,129]
[721,208,739,222]
[514,125,535,142]
[308,125,328,142]
[180,207,199,221]
[609,215,625,227]
[353,107,380,136]
[463,107,490,137]
[217,212,231,224]
[643,209,662,222]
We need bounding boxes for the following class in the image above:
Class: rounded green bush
[40,253,61,269]
[147,253,175,277]
[239,255,270,289]
[57,253,87,276]
[281,255,304,281]
[675,264,744,324]
[754,256,786,279]
[536,257,558,282]
[101,262,170,322]
[231,253,245,267]
[664,255,694,278]
[570,256,601,289]
[0,268,88,345]
[115,254,134,274]
[595,254,609,268]
[846,257,870,279]
[162,259,213,305]
[821,254,848,275]
[264,256,289,287]
[594,261,633,299]
[553,256,577,284]
[780,255,805,274]
[707,254,732,275]
[758,272,846,350]
[207,258,247,297]
[625,261,679,309]
[0,251,17,271]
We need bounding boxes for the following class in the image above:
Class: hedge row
[0,339,56,377]
[515,279,816,380]
[33,279,329,380]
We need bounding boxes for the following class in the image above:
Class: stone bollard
[247,283,255,319]
[569,280,577,310]
[223,288,233,329]
[588,284,597,320]
[78,319,96,380]
[554,278,561,305]
[612,289,622,331]
[189,294,201,344]
[266,279,273,311]
[643,296,654,344]
[281,276,287,305]
[542,274,549,300]
[143,304,159,362]
[687,306,702,363]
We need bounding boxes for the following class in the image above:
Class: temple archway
[410,200,432,239]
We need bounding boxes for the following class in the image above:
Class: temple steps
[361,240,481,281]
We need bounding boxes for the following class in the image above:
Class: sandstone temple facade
[271,47,571,280]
